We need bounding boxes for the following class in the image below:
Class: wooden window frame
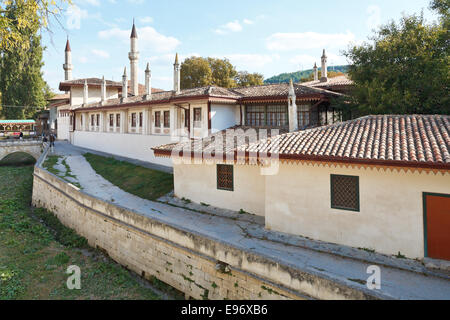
[116,113,120,127]
[96,114,100,127]
[90,114,95,126]
[109,114,114,127]
[163,111,170,128]
[217,164,234,192]
[131,113,137,128]
[139,112,143,127]
[330,174,360,212]
[155,111,161,128]
[193,107,202,128]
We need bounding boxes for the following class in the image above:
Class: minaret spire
[63,37,73,82]
[83,80,88,106]
[129,20,139,96]
[145,62,152,100]
[313,63,318,81]
[173,53,180,93]
[320,49,328,82]
[122,67,128,101]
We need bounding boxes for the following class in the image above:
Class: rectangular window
[80,115,83,126]
[139,112,143,127]
[163,111,170,128]
[131,113,137,127]
[267,105,288,127]
[217,164,234,191]
[109,114,114,127]
[298,105,310,128]
[155,111,161,127]
[330,174,360,212]
[193,108,202,128]
[91,114,94,126]
[245,106,266,126]
[96,114,100,126]
[184,109,190,128]
[116,114,120,127]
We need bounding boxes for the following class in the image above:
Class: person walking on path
[49,133,55,152]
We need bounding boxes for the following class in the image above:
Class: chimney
[101,76,107,103]
[173,53,181,93]
[128,20,139,96]
[145,62,151,100]
[83,80,88,106]
[122,67,128,102]
[288,79,298,132]
[320,49,328,82]
[313,63,318,81]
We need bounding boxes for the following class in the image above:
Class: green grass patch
[83,153,173,201]
[42,155,62,176]
[0,165,166,300]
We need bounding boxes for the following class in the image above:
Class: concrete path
[50,142,450,300]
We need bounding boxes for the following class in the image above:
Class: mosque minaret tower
[129,20,139,96]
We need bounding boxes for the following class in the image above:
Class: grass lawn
[0,165,179,300]
[83,153,174,201]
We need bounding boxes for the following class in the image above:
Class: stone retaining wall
[31,152,378,300]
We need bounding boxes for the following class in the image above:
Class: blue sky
[42,0,437,92]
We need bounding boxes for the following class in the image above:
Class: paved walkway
[49,141,450,300]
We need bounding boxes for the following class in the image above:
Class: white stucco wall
[72,131,173,167]
[173,163,266,216]
[265,163,450,259]
[71,87,119,106]
[211,104,239,133]
[56,106,70,141]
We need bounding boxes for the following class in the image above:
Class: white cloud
[92,49,110,58]
[66,5,88,30]
[139,16,153,24]
[367,5,381,30]
[98,26,180,53]
[266,31,356,51]
[215,20,243,34]
[243,19,254,25]
[289,52,349,69]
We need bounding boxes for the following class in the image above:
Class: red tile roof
[154,115,450,169]
[242,115,450,168]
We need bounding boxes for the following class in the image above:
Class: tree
[207,58,237,88]
[235,71,264,87]
[342,3,449,116]
[180,57,212,90]
[0,0,68,51]
[0,2,47,119]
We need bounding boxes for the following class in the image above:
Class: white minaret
[63,38,73,82]
[320,49,328,82]
[145,62,151,100]
[288,79,298,132]
[101,76,107,103]
[122,67,128,101]
[129,20,139,96]
[83,80,88,105]
[173,53,181,93]
[313,63,318,81]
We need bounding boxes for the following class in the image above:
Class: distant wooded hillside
[264,65,350,84]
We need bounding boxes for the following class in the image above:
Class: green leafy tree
[0,2,47,119]
[180,57,212,90]
[207,57,237,88]
[235,71,264,87]
[342,2,449,116]
[0,0,68,51]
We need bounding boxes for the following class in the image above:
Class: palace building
[53,22,344,167]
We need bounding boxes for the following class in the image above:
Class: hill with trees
[264,65,350,84]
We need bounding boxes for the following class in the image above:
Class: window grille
[245,106,265,126]
[155,111,161,127]
[193,108,202,128]
[217,164,234,191]
[330,175,360,212]
[267,105,288,127]
[163,111,170,128]
[297,105,310,128]
[131,113,137,128]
